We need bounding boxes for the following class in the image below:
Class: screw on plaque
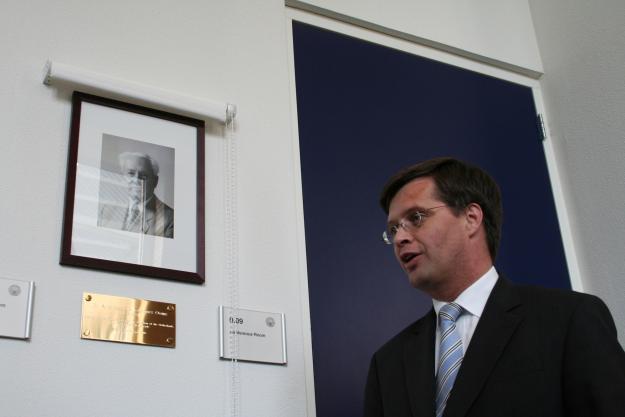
[8,285,21,296]
[85,294,92,302]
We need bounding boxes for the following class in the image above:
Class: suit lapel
[443,277,523,417]
[143,197,159,234]
[403,309,437,417]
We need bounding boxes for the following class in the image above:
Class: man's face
[121,156,158,204]
[387,177,469,294]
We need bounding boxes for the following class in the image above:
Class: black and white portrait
[97,134,175,238]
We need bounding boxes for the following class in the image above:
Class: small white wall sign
[0,277,35,339]
[219,306,287,365]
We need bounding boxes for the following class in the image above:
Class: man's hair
[379,157,502,261]
[118,152,160,176]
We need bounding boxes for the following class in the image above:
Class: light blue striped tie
[435,303,464,417]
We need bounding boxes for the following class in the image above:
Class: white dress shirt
[432,266,499,372]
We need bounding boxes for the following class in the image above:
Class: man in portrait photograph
[98,151,174,238]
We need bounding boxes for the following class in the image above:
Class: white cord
[224,115,240,417]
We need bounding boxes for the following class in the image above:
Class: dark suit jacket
[98,196,174,238]
[364,277,625,417]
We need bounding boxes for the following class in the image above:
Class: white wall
[288,0,544,76]
[1,1,306,416]
[529,0,625,344]
[1,0,595,416]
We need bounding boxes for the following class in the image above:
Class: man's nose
[394,224,413,245]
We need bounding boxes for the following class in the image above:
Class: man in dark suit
[98,152,174,238]
[364,157,625,417]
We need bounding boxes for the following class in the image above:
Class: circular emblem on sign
[265,317,275,327]
[8,284,21,296]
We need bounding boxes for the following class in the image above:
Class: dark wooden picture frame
[61,92,205,284]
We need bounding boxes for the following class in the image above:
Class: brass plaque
[81,293,175,348]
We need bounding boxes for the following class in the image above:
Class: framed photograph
[61,92,205,284]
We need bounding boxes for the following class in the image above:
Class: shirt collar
[128,195,155,210]
[432,266,499,318]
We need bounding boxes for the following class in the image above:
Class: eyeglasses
[382,205,447,245]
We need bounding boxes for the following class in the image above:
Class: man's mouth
[400,252,420,264]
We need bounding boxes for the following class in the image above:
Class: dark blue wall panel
[293,21,570,417]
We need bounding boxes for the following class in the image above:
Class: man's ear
[464,203,484,236]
